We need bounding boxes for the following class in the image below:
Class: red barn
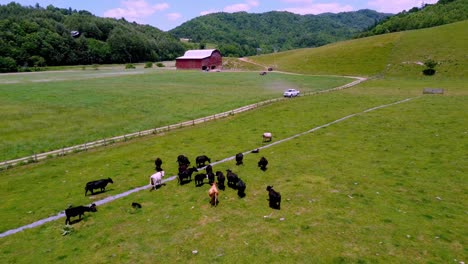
[176,49,222,70]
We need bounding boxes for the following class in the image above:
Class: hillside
[0,2,184,72]
[248,20,468,78]
[358,0,468,37]
[169,10,390,57]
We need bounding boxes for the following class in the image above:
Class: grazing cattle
[150,170,165,190]
[65,203,97,225]
[177,155,190,166]
[216,171,226,190]
[85,178,113,196]
[196,155,211,168]
[207,172,215,185]
[258,157,268,171]
[154,157,162,171]
[178,166,198,185]
[226,169,239,188]
[266,186,281,209]
[263,132,272,142]
[132,202,142,209]
[251,148,260,153]
[194,173,206,186]
[235,153,244,165]
[237,179,246,198]
[205,164,213,174]
[208,182,219,207]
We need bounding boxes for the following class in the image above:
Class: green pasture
[0,77,466,262]
[251,21,468,78]
[0,70,352,161]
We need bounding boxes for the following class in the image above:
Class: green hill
[0,2,184,72]
[358,0,468,37]
[169,10,390,57]
[248,21,468,78]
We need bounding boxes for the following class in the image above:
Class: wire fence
[0,77,366,170]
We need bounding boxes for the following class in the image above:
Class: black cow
[194,173,206,186]
[216,171,225,190]
[178,166,198,185]
[85,178,113,196]
[65,203,97,225]
[154,157,162,171]
[205,164,213,174]
[196,155,211,168]
[132,202,142,209]
[177,155,190,166]
[207,172,215,185]
[226,169,239,188]
[237,178,246,198]
[235,153,244,165]
[266,186,281,209]
[258,157,268,171]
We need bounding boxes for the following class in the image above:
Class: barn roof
[177,49,219,59]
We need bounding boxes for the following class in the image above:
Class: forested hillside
[169,10,390,57]
[357,0,468,37]
[0,2,185,72]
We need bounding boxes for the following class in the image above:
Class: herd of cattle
[65,136,281,224]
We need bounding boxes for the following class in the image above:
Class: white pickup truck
[283,89,300,97]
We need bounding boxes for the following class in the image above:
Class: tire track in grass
[0,96,419,238]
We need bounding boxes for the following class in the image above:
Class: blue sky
[1,0,438,31]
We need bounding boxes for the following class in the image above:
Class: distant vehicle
[283,89,300,97]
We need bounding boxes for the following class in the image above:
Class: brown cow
[208,182,219,207]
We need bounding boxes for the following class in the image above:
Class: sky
[0,0,439,31]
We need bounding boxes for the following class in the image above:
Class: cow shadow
[67,218,84,225]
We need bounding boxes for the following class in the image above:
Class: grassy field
[0,20,467,263]
[0,70,352,161]
[0,78,466,263]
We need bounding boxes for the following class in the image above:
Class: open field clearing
[0,70,352,161]
[0,76,466,262]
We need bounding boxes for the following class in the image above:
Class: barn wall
[176,50,223,70]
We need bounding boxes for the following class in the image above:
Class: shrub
[423,59,438,75]
[144,62,153,68]
[156,62,164,67]
[125,64,136,69]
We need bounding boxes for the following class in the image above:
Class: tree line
[357,0,468,37]
[0,2,185,72]
[169,10,391,57]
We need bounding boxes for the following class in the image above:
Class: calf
[258,157,268,171]
[150,171,165,190]
[85,178,113,196]
[235,153,244,165]
[216,171,225,190]
[237,178,246,198]
[154,157,162,171]
[65,203,97,225]
[196,155,211,168]
[194,173,206,186]
[266,186,281,209]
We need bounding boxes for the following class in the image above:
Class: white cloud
[282,3,354,15]
[224,3,252,13]
[201,0,259,15]
[367,0,438,13]
[167,12,182,21]
[104,0,169,23]
[200,9,218,16]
